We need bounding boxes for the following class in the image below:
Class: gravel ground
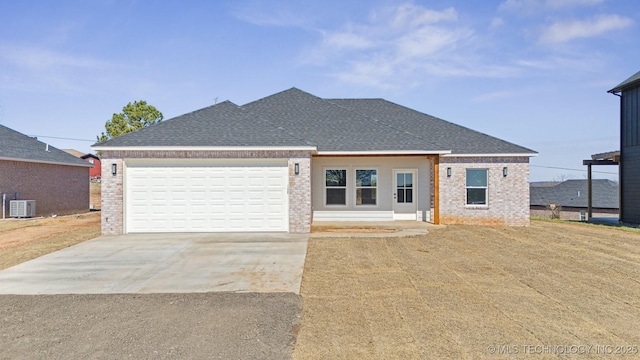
[0,293,301,360]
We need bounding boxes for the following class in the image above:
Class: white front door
[393,170,417,220]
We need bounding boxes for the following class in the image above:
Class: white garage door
[125,160,289,233]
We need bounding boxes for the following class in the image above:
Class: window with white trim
[466,169,488,205]
[355,169,377,205]
[325,169,347,205]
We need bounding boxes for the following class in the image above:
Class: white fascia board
[442,153,538,157]
[0,156,93,167]
[316,150,451,156]
[92,146,318,152]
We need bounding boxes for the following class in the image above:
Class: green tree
[97,100,163,142]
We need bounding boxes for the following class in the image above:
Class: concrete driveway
[0,233,308,295]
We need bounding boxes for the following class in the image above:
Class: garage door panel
[126,163,288,232]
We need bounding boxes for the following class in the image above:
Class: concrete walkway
[0,233,308,295]
[311,220,440,238]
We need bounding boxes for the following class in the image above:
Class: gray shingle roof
[530,179,618,209]
[609,70,640,93]
[329,98,535,154]
[95,87,536,155]
[0,124,90,167]
[95,101,311,147]
[242,88,442,152]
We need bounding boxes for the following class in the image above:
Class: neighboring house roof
[80,154,100,160]
[530,179,619,209]
[63,149,85,157]
[0,124,90,167]
[609,70,640,93]
[94,88,536,155]
[530,181,561,188]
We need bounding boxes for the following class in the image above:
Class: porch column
[434,157,440,224]
[587,163,592,220]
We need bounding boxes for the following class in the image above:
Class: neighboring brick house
[530,179,619,220]
[0,124,91,217]
[93,88,537,235]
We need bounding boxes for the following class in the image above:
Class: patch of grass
[0,226,100,270]
[531,217,640,233]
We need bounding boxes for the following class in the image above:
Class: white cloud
[539,14,633,43]
[499,0,604,13]
[0,43,121,94]
[545,0,604,9]
[385,4,458,28]
[233,8,309,28]
[0,44,113,72]
[323,31,374,50]
[490,17,505,29]
[472,90,514,102]
[516,54,601,70]
[298,3,516,89]
[396,26,465,59]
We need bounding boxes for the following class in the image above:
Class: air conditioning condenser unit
[10,200,36,218]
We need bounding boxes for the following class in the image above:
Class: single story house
[530,179,619,220]
[93,88,537,234]
[81,154,102,179]
[64,150,102,179]
[0,124,91,217]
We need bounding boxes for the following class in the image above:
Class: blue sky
[0,0,637,181]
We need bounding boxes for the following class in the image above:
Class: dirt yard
[90,181,101,210]
[0,212,100,270]
[293,221,640,359]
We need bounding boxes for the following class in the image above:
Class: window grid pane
[326,169,347,205]
[326,169,347,187]
[406,189,413,203]
[396,173,413,203]
[467,188,486,205]
[398,189,405,203]
[327,188,346,205]
[466,169,487,187]
[356,169,377,206]
[466,168,488,205]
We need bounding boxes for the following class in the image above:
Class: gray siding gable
[0,124,90,167]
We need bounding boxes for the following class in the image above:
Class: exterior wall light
[112,163,117,176]
[503,167,508,177]
[294,163,300,175]
[446,167,451,177]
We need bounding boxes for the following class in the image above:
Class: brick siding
[0,160,89,217]
[439,156,531,226]
[100,150,312,235]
